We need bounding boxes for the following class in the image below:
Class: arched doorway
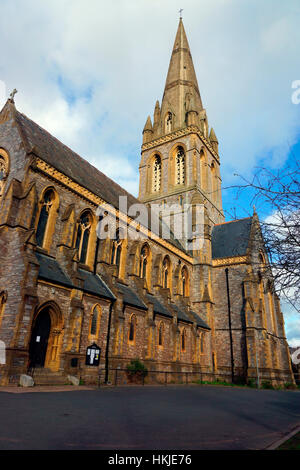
[28,302,63,371]
[29,308,51,368]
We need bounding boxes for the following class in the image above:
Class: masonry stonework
[0,19,293,387]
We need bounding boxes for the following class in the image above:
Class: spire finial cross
[179,8,183,19]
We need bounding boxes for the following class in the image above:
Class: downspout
[93,236,100,275]
[225,268,235,383]
[105,299,115,383]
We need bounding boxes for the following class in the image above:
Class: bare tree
[226,160,300,312]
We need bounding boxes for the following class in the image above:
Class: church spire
[139,19,224,227]
[159,18,203,134]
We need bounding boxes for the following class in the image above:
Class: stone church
[0,19,294,386]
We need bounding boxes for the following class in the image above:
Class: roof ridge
[15,109,139,203]
[214,216,252,227]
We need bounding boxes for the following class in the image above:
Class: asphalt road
[0,385,299,450]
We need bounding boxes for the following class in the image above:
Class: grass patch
[193,379,246,387]
[277,432,300,450]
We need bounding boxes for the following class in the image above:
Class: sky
[0,0,299,345]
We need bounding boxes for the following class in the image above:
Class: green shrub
[261,380,274,389]
[247,378,256,388]
[284,382,296,390]
[126,359,148,378]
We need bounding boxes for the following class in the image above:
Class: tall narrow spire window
[211,161,216,204]
[75,211,92,264]
[36,188,55,248]
[165,112,172,133]
[176,147,185,185]
[152,155,161,192]
[200,150,206,191]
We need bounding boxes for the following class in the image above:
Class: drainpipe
[93,236,100,275]
[225,268,235,383]
[105,300,115,383]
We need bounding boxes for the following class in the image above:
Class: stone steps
[30,369,70,386]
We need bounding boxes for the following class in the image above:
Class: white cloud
[1,0,299,192]
[0,1,299,196]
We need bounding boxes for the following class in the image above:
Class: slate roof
[36,252,73,288]
[36,253,209,328]
[188,310,210,330]
[15,110,138,211]
[116,283,147,310]
[78,269,116,300]
[36,252,115,300]
[211,217,253,259]
[171,303,193,324]
[146,294,173,318]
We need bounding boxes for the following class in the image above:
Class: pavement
[0,384,299,450]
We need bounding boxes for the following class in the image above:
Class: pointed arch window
[180,266,189,297]
[36,188,55,248]
[211,161,216,204]
[162,256,170,289]
[152,155,162,192]
[111,229,123,276]
[176,146,185,185]
[128,314,136,343]
[165,112,172,133]
[158,322,164,347]
[139,244,149,280]
[90,305,101,337]
[75,211,92,264]
[259,251,266,269]
[212,352,217,371]
[200,332,204,354]
[181,328,186,352]
[200,149,206,191]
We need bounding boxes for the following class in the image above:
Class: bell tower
[138,19,224,251]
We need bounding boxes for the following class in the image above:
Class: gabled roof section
[146,294,173,318]
[36,252,74,288]
[116,282,147,310]
[14,109,138,210]
[171,303,192,324]
[211,217,253,259]
[36,252,116,300]
[188,310,210,330]
[78,269,116,300]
